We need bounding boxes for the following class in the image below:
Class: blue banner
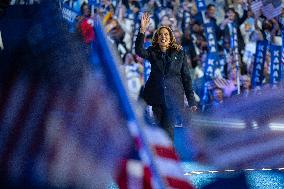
[204,53,218,81]
[252,41,268,88]
[88,0,100,6]
[270,44,282,86]
[195,0,206,12]
[202,22,219,107]
[60,0,85,32]
[62,5,79,23]
[281,29,284,78]
[230,23,241,94]
[230,23,238,50]
[204,22,218,54]
[203,23,219,80]
[230,23,239,61]
[218,53,226,78]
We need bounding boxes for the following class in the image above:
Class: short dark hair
[226,8,235,13]
[206,4,215,10]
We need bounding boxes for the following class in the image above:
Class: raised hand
[140,12,150,34]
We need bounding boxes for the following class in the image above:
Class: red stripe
[153,145,179,161]
[143,165,153,189]
[165,176,194,189]
[117,159,128,189]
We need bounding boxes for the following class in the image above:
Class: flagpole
[202,81,209,112]
[281,28,284,84]
[234,50,241,95]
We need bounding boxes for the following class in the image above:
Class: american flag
[206,129,284,169]
[261,0,282,20]
[203,88,284,170]
[118,126,194,189]
[0,3,195,189]
[251,0,263,18]
[0,5,131,187]
[213,78,231,89]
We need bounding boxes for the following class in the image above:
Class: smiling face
[213,88,223,102]
[158,28,171,50]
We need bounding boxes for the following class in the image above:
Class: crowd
[75,0,284,113]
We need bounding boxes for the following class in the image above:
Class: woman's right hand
[140,12,150,34]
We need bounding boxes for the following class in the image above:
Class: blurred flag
[251,0,263,17]
[0,2,196,189]
[0,3,131,188]
[206,129,284,170]
[118,126,194,189]
[261,0,282,20]
[213,78,231,89]
[202,88,284,170]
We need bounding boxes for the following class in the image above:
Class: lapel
[165,49,176,75]
[153,48,177,75]
[154,48,166,74]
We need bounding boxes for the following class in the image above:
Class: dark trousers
[152,105,183,139]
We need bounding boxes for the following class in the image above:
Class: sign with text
[252,41,268,88]
[270,44,282,86]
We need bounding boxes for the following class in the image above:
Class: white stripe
[261,168,272,171]
[224,170,235,172]
[212,136,284,168]
[139,148,151,166]
[0,31,4,50]
[128,121,139,137]
[212,131,275,152]
[126,160,144,178]
[191,171,203,174]
[155,157,187,181]
[142,126,172,147]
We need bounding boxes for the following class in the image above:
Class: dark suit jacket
[135,32,196,110]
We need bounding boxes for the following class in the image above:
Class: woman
[135,12,197,138]
[76,3,95,44]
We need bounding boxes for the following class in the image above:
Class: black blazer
[135,32,196,109]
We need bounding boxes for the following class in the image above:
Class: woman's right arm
[135,12,151,59]
[135,32,151,59]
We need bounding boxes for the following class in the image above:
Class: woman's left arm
[181,51,196,108]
